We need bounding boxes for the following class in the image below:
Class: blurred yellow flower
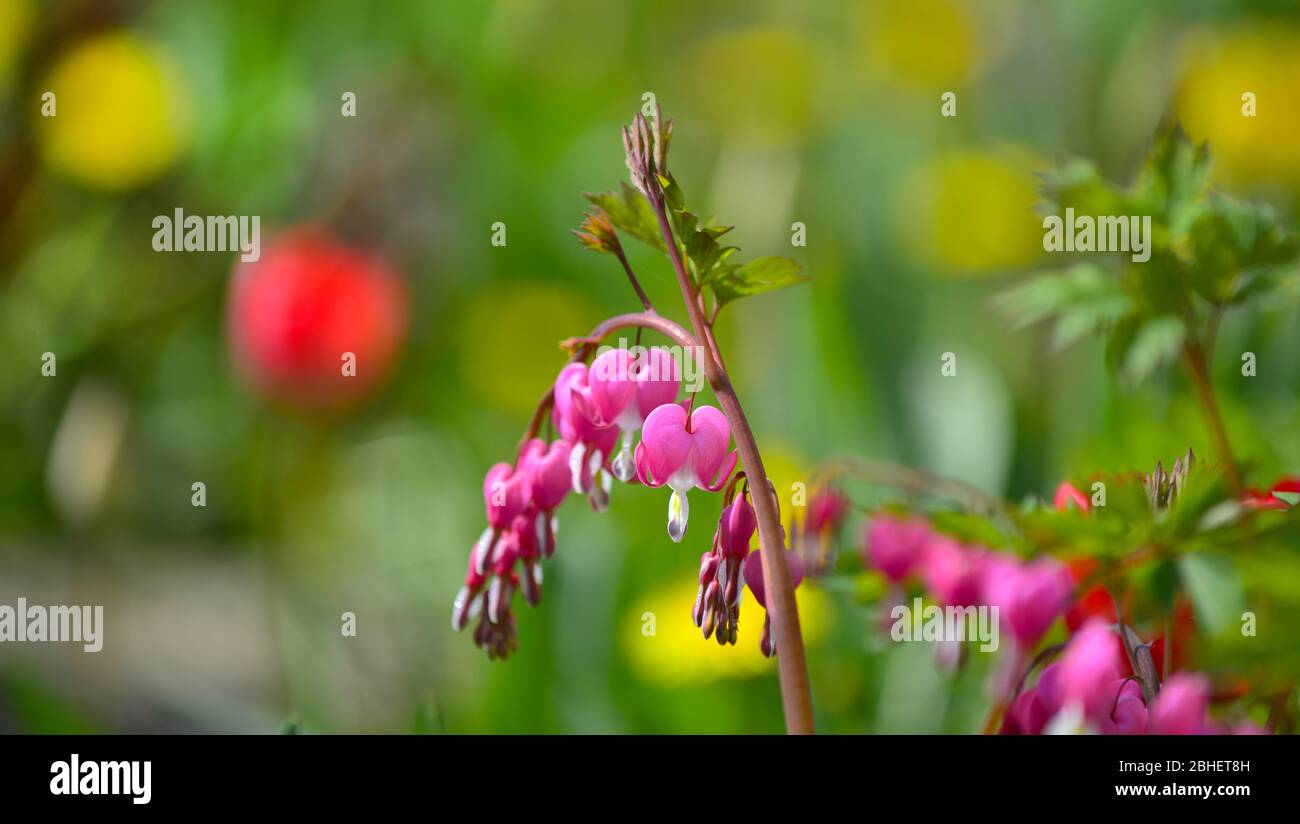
[861,0,981,90]
[458,283,595,416]
[0,0,31,89]
[896,149,1043,276]
[622,572,830,686]
[1177,27,1300,186]
[688,27,815,148]
[38,32,193,191]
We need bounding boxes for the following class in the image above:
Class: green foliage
[1003,128,1300,384]
[583,183,666,253]
[579,152,807,315]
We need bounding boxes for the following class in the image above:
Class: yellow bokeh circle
[896,148,1043,276]
[38,32,193,191]
[1177,27,1300,186]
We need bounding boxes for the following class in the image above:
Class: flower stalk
[627,109,815,734]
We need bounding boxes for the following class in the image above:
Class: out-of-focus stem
[1181,341,1241,495]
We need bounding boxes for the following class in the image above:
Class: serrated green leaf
[584,182,665,252]
[996,264,1131,350]
[709,255,809,308]
[1131,127,1212,220]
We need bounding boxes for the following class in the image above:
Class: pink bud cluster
[1003,621,1264,735]
[455,345,744,660]
[691,492,806,658]
[863,514,1074,649]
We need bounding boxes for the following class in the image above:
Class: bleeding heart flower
[1100,679,1148,735]
[919,538,984,608]
[518,438,571,558]
[586,347,682,482]
[1001,662,1063,735]
[1004,559,1073,647]
[635,403,738,542]
[1149,672,1212,735]
[483,462,529,530]
[1056,620,1121,722]
[743,547,805,658]
[553,362,620,510]
[451,550,488,632]
[863,515,931,583]
[507,512,544,607]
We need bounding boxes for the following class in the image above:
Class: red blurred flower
[227,228,407,410]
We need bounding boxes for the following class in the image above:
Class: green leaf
[709,256,809,308]
[584,182,665,252]
[1118,315,1185,385]
[1042,158,1126,216]
[1130,127,1212,220]
[996,263,1130,350]
[1179,553,1246,638]
[1273,491,1300,507]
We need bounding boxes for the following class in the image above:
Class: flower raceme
[862,514,1072,649]
[455,346,737,660]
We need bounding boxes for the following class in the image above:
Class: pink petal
[589,348,636,424]
[686,405,732,486]
[633,347,681,418]
[640,403,693,485]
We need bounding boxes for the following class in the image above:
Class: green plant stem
[1181,341,1242,496]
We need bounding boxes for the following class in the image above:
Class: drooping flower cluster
[689,485,806,658]
[1002,620,1264,735]
[863,514,1074,650]
[455,345,748,659]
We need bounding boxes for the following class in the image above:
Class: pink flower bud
[718,498,756,559]
[1005,559,1073,647]
[519,438,572,511]
[863,515,931,583]
[1100,679,1148,735]
[483,462,529,530]
[1149,673,1212,735]
[919,537,984,608]
[1057,620,1121,721]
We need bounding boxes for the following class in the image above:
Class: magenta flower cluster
[454,345,750,659]
[864,514,1073,649]
[864,513,1263,735]
[1004,622,1264,735]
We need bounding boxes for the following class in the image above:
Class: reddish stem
[518,312,696,450]
[646,188,815,735]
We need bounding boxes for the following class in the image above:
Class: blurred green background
[1,0,1298,733]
